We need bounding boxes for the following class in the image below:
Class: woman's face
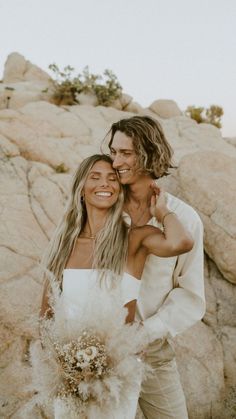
[83,160,120,210]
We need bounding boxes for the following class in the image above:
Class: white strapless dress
[54,269,142,419]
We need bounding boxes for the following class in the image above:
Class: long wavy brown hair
[106,115,174,178]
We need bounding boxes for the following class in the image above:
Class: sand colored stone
[0,54,236,418]
[149,99,182,118]
[178,151,236,283]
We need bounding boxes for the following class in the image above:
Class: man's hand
[149,183,169,223]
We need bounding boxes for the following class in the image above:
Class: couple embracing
[39,116,205,419]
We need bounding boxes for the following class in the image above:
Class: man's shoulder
[166,193,203,228]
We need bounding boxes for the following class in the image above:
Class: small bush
[48,64,122,106]
[185,105,223,129]
[54,163,69,173]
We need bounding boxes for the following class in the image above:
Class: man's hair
[108,115,174,178]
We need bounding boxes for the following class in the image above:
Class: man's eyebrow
[110,147,133,152]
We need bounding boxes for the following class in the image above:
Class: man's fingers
[150,182,160,195]
[150,194,156,207]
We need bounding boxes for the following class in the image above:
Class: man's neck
[125,176,155,208]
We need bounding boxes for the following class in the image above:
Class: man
[107,115,206,419]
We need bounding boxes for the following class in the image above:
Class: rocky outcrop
[178,151,236,284]
[224,136,236,147]
[3,52,51,83]
[149,99,182,118]
[0,54,235,419]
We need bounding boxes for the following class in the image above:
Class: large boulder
[149,99,182,118]
[174,321,224,418]
[178,151,236,284]
[0,53,236,418]
[3,52,51,83]
[124,100,144,114]
[224,136,236,147]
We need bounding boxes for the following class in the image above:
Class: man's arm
[143,214,206,342]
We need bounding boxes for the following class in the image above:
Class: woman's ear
[80,190,85,203]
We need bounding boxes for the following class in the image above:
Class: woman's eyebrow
[89,171,117,175]
[89,171,101,175]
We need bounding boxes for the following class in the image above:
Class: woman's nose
[99,177,109,187]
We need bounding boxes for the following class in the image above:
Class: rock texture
[224,136,236,148]
[178,151,236,284]
[149,99,182,118]
[3,52,51,83]
[0,53,236,419]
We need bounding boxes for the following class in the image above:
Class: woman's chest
[66,240,94,269]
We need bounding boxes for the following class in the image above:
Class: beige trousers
[139,339,188,419]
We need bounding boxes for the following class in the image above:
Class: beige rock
[4,89,43,109]
[178,151,236,283]
[0,157,49,266]
[120,93,133,108]
[29,166,70,233]
[0,81,52,110]
[149,99,182,118]
[203,272,236,415]
[174,321,224,418]
[109,93,132,111]
[109,97,123,110]
[0,358,32,417]
[0,108,20,120]
[69,104,115,144]
[0,109,90,170]
[0,134,20,157]
[224,136,236,147]
[141,107,164,121]
[220,326,236,386]
[0,275,41,331]
[20,100,65,117]
[3,52,51,83]
[76,91,98,106]
[124,101,143,113]
[0,56,235,417]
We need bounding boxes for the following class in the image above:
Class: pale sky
[0,0,235,136]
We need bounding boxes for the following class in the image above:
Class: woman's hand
[149,183,169,223]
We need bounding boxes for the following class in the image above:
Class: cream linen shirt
[124,193,206,343]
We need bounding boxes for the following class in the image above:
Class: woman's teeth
[95,192,112,196]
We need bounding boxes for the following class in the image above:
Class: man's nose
[112,154,123,168]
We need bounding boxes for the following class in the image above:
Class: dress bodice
[62,269,141,320]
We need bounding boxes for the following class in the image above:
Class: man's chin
[119,179,133,185]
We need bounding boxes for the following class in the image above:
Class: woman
[39,154,193,418]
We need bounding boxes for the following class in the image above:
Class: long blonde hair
[41,154,128,288]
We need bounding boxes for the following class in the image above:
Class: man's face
[110,131,140,185]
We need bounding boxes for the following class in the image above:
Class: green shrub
[185,105,223,128]
[54,163,69,173]
[48,64,122,106]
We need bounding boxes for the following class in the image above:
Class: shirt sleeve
[143,214,206,342]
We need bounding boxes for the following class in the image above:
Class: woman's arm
[124,299,137,323]
[140,185,194,257]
